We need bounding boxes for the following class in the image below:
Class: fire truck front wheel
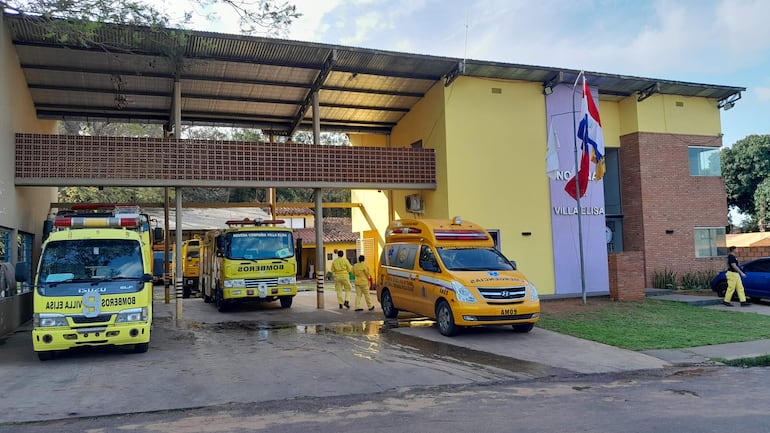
[280,296,293,308]
[134,343,149,353]
[216,288,229,312]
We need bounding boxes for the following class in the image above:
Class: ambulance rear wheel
[37,351,55,361]
[380,289,399,319]
[134,342,149,353]
[436,300,459,336]
[280,296,293,308]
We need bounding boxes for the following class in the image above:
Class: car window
[745,260,770,273]
[386,244,418,270]
[419,245,440,272]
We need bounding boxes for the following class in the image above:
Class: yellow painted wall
[618,94,721,136]
[390,82,448,219]
[442,76,555,293]
[599,100,621,148]
[1,15,57,265]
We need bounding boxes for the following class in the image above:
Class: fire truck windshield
[226,231,294,260]
[38,239,145,296]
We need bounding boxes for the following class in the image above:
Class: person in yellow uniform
[352,255,374,311]
[331,250,353,309]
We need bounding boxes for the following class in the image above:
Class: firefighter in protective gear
[331,250,353,309]
[352,255,374,311]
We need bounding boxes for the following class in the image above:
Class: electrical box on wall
[405,195,424,213]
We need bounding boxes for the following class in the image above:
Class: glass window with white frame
[689,147,721,176]
[694,227,727,258]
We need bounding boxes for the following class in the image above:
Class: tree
[721,134,770,217]
[2,1,300,38]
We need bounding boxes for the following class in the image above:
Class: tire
[715,281,727,298]
[183,287,191,299]
[133,342,149,353]
[37,351,54,361]
[380,289,399,319]
[436,300,459,336]
[512,323,534,333]
[280,296,293,308]
[202,291,213,303]
[216,288,229,312]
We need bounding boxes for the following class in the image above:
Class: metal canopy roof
[4,13,745,136]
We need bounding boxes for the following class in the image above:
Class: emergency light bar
[387,227,422,236]
[54,217,139,229]
[434,229,489,241]
[225,218,286,227]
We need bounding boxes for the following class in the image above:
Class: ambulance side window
[419,246,440,273]
[391,244,418,270]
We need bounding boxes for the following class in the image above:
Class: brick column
[608,251,646,301]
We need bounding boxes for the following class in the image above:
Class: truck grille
[477,286,527,302]
[244,278,279,288]
[71,314,113,324]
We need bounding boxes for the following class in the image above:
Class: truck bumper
[32,322,151,352]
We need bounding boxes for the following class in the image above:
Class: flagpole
[572,71,587,305]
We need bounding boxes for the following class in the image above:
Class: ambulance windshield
[436,247,515,271]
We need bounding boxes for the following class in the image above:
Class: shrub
[652,268,677,290]
[679,269,719,291]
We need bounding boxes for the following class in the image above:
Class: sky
[165,0,770,148]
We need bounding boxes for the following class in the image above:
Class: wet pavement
[2,285,769,425]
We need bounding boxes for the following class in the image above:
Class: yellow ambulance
[377,217,539,336]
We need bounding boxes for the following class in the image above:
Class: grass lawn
[537,298,770,351]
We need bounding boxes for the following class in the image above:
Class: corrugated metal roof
[4,13,745,135]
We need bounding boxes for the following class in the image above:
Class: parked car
[711,257,770,300]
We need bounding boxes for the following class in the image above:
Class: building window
[694,227,727,258]
[0,227,9,262]
[689,147,721,176]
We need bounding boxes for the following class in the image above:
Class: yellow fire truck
[18,204,161,360]
[181,237,200,298]
[200,218,297,312]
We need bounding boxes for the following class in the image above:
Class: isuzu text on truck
[18,204,161,360]
[200,218,297,312]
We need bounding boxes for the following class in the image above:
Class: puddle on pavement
[187,317,561,377]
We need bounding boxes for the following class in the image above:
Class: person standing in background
[331,250,353,309]
[352,255,374,311]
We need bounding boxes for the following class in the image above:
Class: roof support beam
[637,82,660,102]
[291,50,337,136]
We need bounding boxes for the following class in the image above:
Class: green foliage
[59,186,167,204]
[754,177,770,231]
[5,0,301,46]
[652,268,677,289]
[539,300,770,351]
[679,270,717,291]
[721,134,770,216]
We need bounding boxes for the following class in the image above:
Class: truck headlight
[224,279,245,288]
[452,281,477,303]
[35,313,67,327]
[277,276,296,285]
[529,282,539,301]
[116,307,148,323]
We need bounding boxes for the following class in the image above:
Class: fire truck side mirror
[216,235,225,256]
[15,262,30,283]
[153,227,164,243]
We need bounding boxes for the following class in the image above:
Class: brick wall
[607,251,645,301]
[735,246,770,264]
[620,132,727,286]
